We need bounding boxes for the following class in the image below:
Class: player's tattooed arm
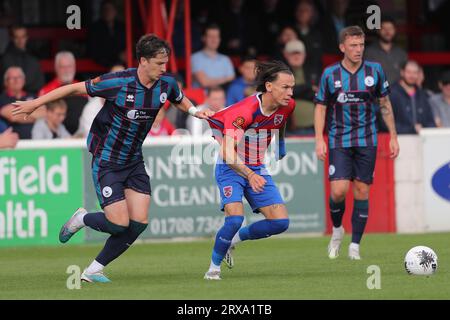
[379,96,398,136]
[379,96,400,159]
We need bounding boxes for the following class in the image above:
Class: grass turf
[0,232,449,299]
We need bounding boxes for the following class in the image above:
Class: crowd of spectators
[1,0,449,150]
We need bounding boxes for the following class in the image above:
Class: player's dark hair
[255,60,293,92]
[339,25,365,44]
[136,34,171,62]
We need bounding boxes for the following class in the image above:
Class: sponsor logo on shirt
[334,80,342,88]
[126,94,135,102]
[126,109,152,120]
[336,92,368,104]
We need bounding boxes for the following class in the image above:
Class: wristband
[188,106,199,116]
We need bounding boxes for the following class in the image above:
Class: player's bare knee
[330,190,346,203]
[353,183,370,200]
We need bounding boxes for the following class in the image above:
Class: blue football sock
[330,198,345,228]
[211,216,244,267]
[96,220,148,266]
[238,219,289,241]
[351,200,369,244]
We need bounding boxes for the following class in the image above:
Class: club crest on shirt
[365,76,375,87]
[274,114,284,126]
[232,116,245,129]
[160,92,167,103]
[223,186,233,198]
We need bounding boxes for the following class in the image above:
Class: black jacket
[1,44,45,95]
[385,82,436,134]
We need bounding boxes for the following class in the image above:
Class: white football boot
[328,226,345,259]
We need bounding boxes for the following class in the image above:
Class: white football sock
[209,260,221,272]
[74,211,87,228]
[85,260,104,274]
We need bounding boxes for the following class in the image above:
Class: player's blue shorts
[215,163,284,213]
[91,156,151,208]
[328,147,377,185]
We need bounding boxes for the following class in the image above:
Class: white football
[404,246,438,276]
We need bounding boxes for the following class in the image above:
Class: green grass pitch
[1,232,449,299]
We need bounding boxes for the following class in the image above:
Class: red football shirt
[208,93,295,166]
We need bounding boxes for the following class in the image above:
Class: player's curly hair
[136,34,171,62]
[255,60,293,92]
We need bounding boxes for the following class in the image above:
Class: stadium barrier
[395,129,450,233]
[0,137,325,247]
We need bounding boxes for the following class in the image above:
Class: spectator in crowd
[172,1,202,57]
[273,25,300,61]
[429,70,450,128]
[75,64,125,138]
[215,0,249,55]
[32,99,71,139]
[40,51,87,135]
[365,17,408,84]
[283,39,317,136]
[321,0,351,54]
[187,86,226,136]
[293,0,323,79]
[0,127,18,149]
[249,0,284,56]
[40,51,77,95]
[191,24,235,89]
[1,25,44,94]
[226,56,256,106]
[388,61,436,134]
[0,66,45,139]
[87,0,125,67]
